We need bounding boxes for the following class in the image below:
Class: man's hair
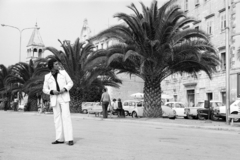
[48,59,58,70]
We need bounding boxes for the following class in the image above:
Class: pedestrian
[117,98,125,118]
[100,88,111,118]
[42,59,74,146]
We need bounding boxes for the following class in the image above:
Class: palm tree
[88,0,220,117]
[0,64,12,110]
[0,64,9,92]
[45,38,121,112]
[4,60,42,111]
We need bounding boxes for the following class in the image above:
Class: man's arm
[63,70,73,91]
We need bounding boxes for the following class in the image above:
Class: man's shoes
[52,140,64,144]
[68,141,74,146]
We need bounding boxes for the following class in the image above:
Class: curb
[71,115,240,132]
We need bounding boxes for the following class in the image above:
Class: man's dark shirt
[50,71,60,95]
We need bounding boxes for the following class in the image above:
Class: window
[207,93,213,101]
[184,0,188,11]
[221,52,226,70]
[220,12,226,31]
[166,103,173,108]
[206,18,214,35]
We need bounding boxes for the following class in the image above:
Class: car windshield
[176,103,184,108]
[211,102,222,107]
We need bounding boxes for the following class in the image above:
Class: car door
[174,103,185,116]
[123,101,130,112]
[162,105,173,117]
[129,101,137,113]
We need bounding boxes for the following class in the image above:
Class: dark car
[196,101,224,120]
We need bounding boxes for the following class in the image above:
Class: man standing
[100,88,111,118]
[43,59,74,146]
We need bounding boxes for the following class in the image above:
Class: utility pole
[225,0,230,124]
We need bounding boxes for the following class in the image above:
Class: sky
[0,0,168,67]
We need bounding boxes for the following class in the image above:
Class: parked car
[185,100,223,119]
[196,101,224,120]
[82,102,100,114]
[210,99,240,121]
[126,100,176,119]
[122,100,141,116]
[165,102,187,118]
[87,102,102,115]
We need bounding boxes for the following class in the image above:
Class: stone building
[161,0,240,106]
[26,23,45,63]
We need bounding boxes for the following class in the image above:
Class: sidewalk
[75,113,240,132]
[27,111,240,132]
[3,110,240,132]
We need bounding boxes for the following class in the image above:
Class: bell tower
[80,19,91,42]
[26,23,45,63]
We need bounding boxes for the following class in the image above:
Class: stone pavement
[17,110,240,132]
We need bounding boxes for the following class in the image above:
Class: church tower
[26,23,45,63]
[80,19,91,42]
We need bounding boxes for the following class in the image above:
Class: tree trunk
[69,89,82,113]
[143,76,162,117]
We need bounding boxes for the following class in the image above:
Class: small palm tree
[4,60,41,111]
[45,38,121,112]
[89,0,220,117]
[0,64,12,110]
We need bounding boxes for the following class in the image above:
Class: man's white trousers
[53,95,73,142]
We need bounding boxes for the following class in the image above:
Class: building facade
[161,0,240,107]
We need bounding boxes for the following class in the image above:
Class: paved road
[0,111,240,160]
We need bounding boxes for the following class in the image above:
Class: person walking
[100,88,111,118]
[43,59,74,146]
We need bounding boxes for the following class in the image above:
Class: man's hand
[58,89,66,94]
[52,90,59,95]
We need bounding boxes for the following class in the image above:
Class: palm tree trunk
[143,76,162,117]
[69,89,82,113]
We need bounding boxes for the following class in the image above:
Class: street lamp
[1,24,39,62]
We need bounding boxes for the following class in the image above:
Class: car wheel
[230,112,240,122]
[82,109,88,114]
[169,116,176,120]
[197,114,205,120]
[124,111,129,116]
[132,111,138,118]
[211,114,219,121]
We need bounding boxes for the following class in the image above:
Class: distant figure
[189,101,194,107]
[111,98,118,113]
[100,88,111,118]
[117,98,125,118]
